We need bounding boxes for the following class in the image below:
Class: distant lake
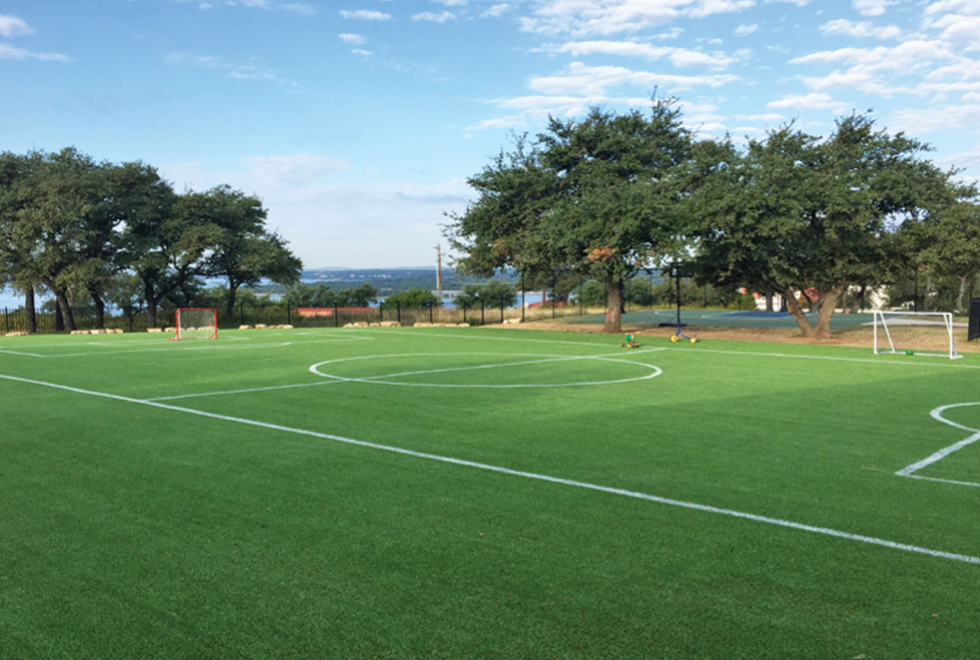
[0,287,547,311]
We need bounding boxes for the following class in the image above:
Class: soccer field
[2,327,978,659]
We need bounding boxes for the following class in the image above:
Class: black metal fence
[2,299,587,336]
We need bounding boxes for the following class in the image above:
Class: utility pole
[435,244,443,302]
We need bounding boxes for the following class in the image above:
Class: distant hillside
[251,268,521,296]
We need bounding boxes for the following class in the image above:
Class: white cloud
[412,11,457,22]
[166,52,296,86]
[852,0,891,16]
[923,0,980,17]
[281,4,316,15]
[0,43,71,62]
[767,92,852,112]
[734,24,758,36]
[527,61,738,96]
[339,33,366,45]
[819,19,902,39]
[891,103,980,132]
[482,4,512,18]
[432,0,468,5]
[162,157,470,269]
[0,15,33,37]
[339,10,393,20]
[519,0,755,37]
[352,49,373,57]
[241,153,351,187]
[552,40,737,69]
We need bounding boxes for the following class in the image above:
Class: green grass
[2,327,979,659]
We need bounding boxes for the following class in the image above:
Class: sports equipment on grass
[872,310,960,359]
[173,308,218,341]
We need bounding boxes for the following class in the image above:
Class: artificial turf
[1,327,978,659]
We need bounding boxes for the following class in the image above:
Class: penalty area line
[2,371,979,567]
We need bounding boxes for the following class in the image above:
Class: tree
[114,167,203,328]
[336,284,378,307]
[384,288,439,309]
[690,115,956,339]
[453,280,517,309]
[186,185,302,316]
[912,200,980,312]
[447,98,693,333]
[0,151,45,332]
[286,282,338,308]
[8,148,112,331]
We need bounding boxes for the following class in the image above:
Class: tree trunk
[957,275,969,314]
[778,287,816,338]
[226,280,238,317]
[145,280,158,328]
[602,274,623,334]
[765,290,774,312]
[24,286,37,334]
[89,288,106,329]
[812,285,845,339]
[52,287,75,332]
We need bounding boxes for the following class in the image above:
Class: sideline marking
[146,380,344,402]
[0,335,373,359]
[351,329,980,370]
[896,403,980,486]
[665,346,980,370]
[309,350,663,388]
[2,371,979,567]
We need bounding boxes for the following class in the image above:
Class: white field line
[2,371,979,567]
[349,329,980,370]
[152,350,666,400]
[350,328,643,349]
[0,348,47,358]
[0,335,374,359]
[664,346,980,370]
[146,380,345,402]
[896,403,980,486]
[903,475,980,488]
[309,350,664,389]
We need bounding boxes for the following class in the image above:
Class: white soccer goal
[173,308,218,341]
[872,310,960,359]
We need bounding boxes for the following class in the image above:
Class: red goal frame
[174,308,218,341]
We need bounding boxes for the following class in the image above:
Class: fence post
[379,302,384,323]
[500,296,505,323]
[286,301,291,326]
[480,300,485,326]
[397,301,401,325]
[429,301,433,324]
[4,307,7,334]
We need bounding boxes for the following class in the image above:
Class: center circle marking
[309,352,662,389]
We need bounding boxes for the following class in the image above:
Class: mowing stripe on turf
[3,371,979,567]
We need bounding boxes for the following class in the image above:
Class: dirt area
[500,318,980,353]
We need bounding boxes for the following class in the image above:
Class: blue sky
[3,0,980,270]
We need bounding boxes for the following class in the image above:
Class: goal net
[174,308,218,341]
[872,311,960,359]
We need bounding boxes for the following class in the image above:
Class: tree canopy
[447,98,693,333]
[687,114,963,338]
[0,148,303,331]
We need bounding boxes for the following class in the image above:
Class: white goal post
[173,308,218,341]
[872,310,960,359]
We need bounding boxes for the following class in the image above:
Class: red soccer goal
[173,308,218,341]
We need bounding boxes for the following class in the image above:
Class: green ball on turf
[906,349,914,356]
